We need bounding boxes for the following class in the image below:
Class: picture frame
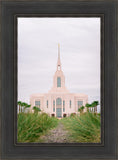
[0,0,117,159]
[16,15,103,146]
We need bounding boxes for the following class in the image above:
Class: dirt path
[40,121,71,143]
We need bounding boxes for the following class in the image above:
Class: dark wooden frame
[0,0,117,159]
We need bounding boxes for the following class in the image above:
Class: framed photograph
[17,17,101,144]
[1,0,117,159]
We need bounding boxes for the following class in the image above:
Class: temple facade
[30,44,88,118]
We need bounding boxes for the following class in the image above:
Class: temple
[30,44,88,117]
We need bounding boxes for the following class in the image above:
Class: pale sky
[18,18,100,111]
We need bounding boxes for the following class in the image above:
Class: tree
[91,101,99,114]
[78,106,85,115]
[78,107,82,112]
[24,104,31,112]
[85,103,91,112]
[33,106,41,114]
[17,101,22,113]
[21,102,26,113]
[81,106,85,113]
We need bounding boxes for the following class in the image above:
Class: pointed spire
[57,43,61,71]
[58,43,60,60]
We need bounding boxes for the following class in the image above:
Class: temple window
[47,100,48,108]
[57,77,61,87]
[63,100,65,107]
[63,100,65,112]
[70,100,71,108]
[53,100,55,112]
[35,101,40,108]
[53,100,55,106]
[56,98,62,105]
[77,101,83,109]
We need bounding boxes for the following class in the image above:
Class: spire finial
[57,43,61,71]
[58,43,60,60]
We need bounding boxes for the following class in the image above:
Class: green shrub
[17,113,58,142]
[70,113,76,117]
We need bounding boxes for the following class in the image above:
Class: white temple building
[30,44,88,118]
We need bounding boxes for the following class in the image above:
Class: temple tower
[49,44,69,93]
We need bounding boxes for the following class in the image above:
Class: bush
[17,112,58,142]
[41,112,49,116]
[70,113,76,117]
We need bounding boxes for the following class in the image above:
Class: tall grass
[61,112,101,143]
[17,113,58,142]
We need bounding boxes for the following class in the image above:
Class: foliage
[91,101,99,113]
[17,113,58,142]
[85,103,91,112]
[78,106,85,113]
[17,101,31,113]
[85,101,99,113]
[91,101,99,107]
[33,106,41,114]
[61,112,101,143]
[70,113,76,117]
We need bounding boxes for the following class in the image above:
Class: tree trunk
[94,107,95,113]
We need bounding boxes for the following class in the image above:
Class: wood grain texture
[0,0,117,159]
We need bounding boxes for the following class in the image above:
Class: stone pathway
[40,121,71,143]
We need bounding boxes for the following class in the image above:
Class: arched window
[63,100,65,107]
[47,100,48,108]
[63,100,65,112]
[57,77,61,87]
[56,98,62,105]
[70,100,71,108]
[53,100,55,112]
[53,100,55,106]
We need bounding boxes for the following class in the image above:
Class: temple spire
[57,43,61,70]
[58,43,60,60]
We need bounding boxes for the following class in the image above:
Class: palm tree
[91,102,95,113]
[24,104,31,113]
[91,101,99,114]
[81,106,85,113]
[85,103,91,112]
[17,101,22,113]
[21,102,26,113]
[78,107,82,112]
[78,106,85,115]
[33,106,41,114]
[24,103,28,112]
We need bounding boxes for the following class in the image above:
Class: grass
[61,112,101,143]
[18,112,101,143]
[17,112,58,142]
